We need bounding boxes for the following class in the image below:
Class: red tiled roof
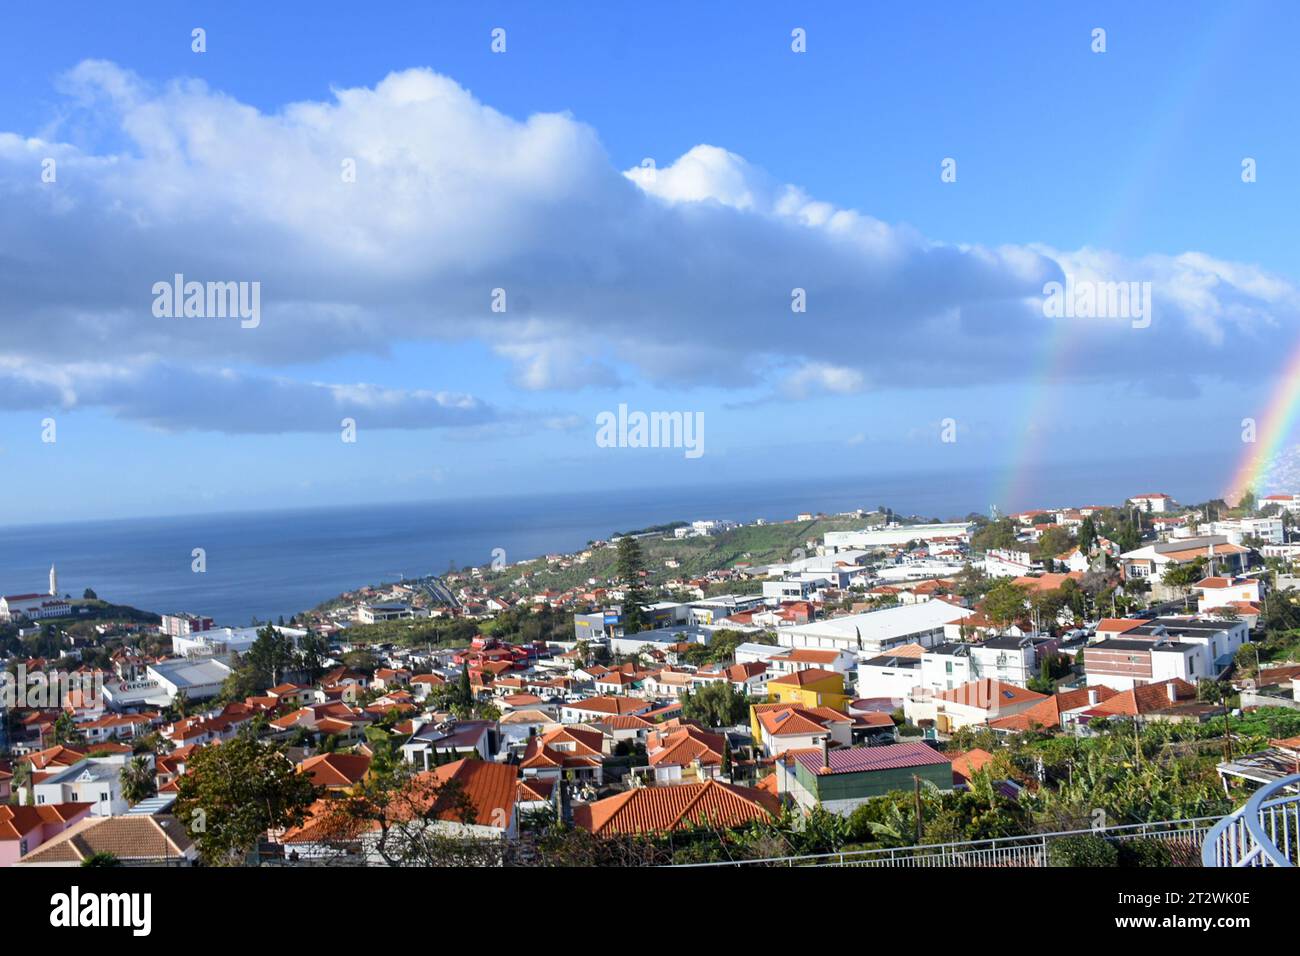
[949,748,996,783]
[1087,678,1198,717]
[566,696,649,716]
[648,726,725,768]
[988,685,1120,731]
[768,668,840,688]
[283,758,517,845]
[297,752,372,789]
[573,780,778,836]
[0,803,94,841]
[933,679,1047,711]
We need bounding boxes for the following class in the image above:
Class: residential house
[645,724,726,784]
[766,668,848,710]
[1194,577,1263,614]
[27,756,131,816]
[573,780,779,836]
[775,742,953,815]
[1083,616,1248,690]
[766,647,858,680]
[1075,678,1217,727]
[903,679,1048,733]
[987,685,1121,734]
[750,702,853,757]
[297,752,372,792]
[561,696,655,724]
[691,661,770,697]
[855,644,927,700]
[280,758,519,861]
[14,815,197,866]
[519,727,606,785]
[0,803,94,867]
[401,719,494,769]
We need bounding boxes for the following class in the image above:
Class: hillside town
[5,490,1300,867]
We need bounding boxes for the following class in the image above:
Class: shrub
[1047,834,1119,867]
[1116,837,1173,867]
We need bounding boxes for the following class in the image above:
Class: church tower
[49,562,57,597]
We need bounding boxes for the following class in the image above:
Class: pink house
[0,769,11,802]
[0,802,95,867]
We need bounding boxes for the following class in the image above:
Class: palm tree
[120,755,156,805]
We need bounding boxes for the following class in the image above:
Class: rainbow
[1224,337,1300,504]
[993,4,1248,515]
[993,307,1081,513]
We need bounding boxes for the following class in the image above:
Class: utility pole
[1222,685,1233,762]
[913,774,924,845]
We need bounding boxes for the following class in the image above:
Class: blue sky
[2,1,1299,523]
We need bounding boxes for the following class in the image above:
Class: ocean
[0,462,1219,624]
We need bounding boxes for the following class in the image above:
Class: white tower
[49,562,57,597]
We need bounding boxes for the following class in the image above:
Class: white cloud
[0,61,1296,433]
[0,358,499,433]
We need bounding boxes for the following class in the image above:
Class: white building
[983,549,1038,578]
[147,658,233,703]
[1194,576,1262,613]
[356,602,413,624]
[1083,617,1248,691]
[27,757,131,817]
[1202,517,1284,546]
[171,624,305,661]
[734,642,787,665]
[1261,494,1300,514]
[777,602,975,657]
[920,636,1051,691]
[856,651,924,700]
[1121,537,1251,584]
[0,593,71,622]
[762,576,830,602]
[824,523,973,553]
[875,560,967,582]
[1128,493,1176,513]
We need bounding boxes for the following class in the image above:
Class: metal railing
[674,816,1220,867]
[1202,774,1300,867]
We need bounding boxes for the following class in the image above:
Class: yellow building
[765,667,847,711]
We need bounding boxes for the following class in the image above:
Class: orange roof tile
[573,780,779,836]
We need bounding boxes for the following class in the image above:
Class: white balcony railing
[1202,774,1300,867]
[671,816,1218,867]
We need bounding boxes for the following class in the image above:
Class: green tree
[679,681,749,728]
[174,728,319,866]
[1078,516,1098,555]
[245,624,297,689]
[52,711,84,746]
[460,660,475,707]
[295,629,328,682]
[615,536,650,634]
[982,579,1029,631]
[1035,526,1073,563]
[120,755,157,805]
